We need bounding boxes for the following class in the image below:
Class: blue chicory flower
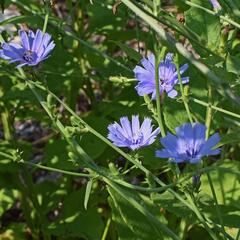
[0,29,55,67]
[156,123,221,164]
[133,53,189,99]
[107,115,160,150]
[209,0,221,10]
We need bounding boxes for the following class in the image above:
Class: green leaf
[84,178,93,209]
[163,98,189,132]
[202,203,240,228]
[185,0,221,51]
[0,189,18,217]
[226,54,240,75]
[151,191,194,220]
[46,189,104,239]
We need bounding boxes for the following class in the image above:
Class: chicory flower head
[0,29,55,67]
[107,115,160,150]
[156,123,221,164]
[134,53,189,99]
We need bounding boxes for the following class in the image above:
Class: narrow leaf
[84,178,93,209]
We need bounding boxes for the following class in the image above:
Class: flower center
[159,78,164,84]
[186,148,196,158]
[132,132,143,145]
[23,50,35,62]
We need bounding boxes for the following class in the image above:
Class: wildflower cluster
[109,54,221,165]
[0,28,221,165]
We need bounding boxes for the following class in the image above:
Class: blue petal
[0,49,10,60]
[179,63,189,74]
[140,54,155,72]
[142,127,160,146]
[160,132,179,152]
[131,115,140,134]
[120,117,132,138]
[175,123,193,140]
[181,77,189,84]
[135,82,155,96]
[140,118,152,136]
[198,133,220,156]
[193,123,206,141]
[159,62,176,82]
[41,41,55,59]
[108,123,125,139]
[19,30,30,50]
[167,89,178,98]
[156,149,172,158]
[165,53,174,61]
[208,148,221,156]
[133,65,148,75]
[28,30,35,49]
[107,124,127,145]
[32,29,43,52]
[2,43,24,60]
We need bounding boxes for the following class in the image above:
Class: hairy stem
[154,53,166,136]
[22,161,95,178]
[175,54,193,124]
[190,97,240,120]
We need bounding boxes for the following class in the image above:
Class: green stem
[205,85,227,239]
[101,218,111,240]
[175,54,193,124]
[153,0,165,137]
[1,109,12,140]
[42,3,49,33]
[205,85,213,139]
[190,97,240,120]
[22,161,95,178]
[143,94,159,123]
[154,53,166,136]
[178,219,188,240]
